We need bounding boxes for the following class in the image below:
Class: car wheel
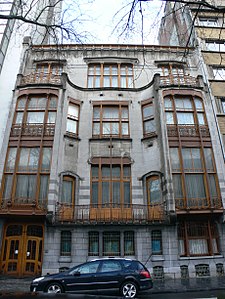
[121,281,138,298]
[46,282,63,293]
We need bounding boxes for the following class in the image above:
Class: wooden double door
[1,223,44,277]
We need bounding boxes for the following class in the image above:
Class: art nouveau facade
[0,40,224,279]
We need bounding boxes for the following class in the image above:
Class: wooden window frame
[151,230,163,255]
[87,63,134,88]
[178,220,220,257]
[92,104,129,138]
[60,231,72,256]
[35,63,63,82]
[91,159,131,207]
[66,102,80,138]
[141,101,156,138]
[146,175,162,205]
[61,175,76,205]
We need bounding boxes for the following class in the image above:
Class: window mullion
[100,64,104,88]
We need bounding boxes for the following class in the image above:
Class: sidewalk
[1,276,225,294]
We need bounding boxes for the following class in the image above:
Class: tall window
[170,147,220,209]
[35,63,62,83]
[178,220,220,256]
[147,175,162,205]
[142,101,156,137]
[60,231,72,256]
[151,230,162,255]
[91,160,131,207]
[2,147,52,205]
[88,64,133,88]
[93,104,129,138]
[88,232,99,256]
[66,103,79,137]
[61,176,75,204]
[12,95,57,138]
[164,95,206,126]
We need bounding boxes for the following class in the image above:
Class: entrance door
[1,223,44,277]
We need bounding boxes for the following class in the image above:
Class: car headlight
[33,276,45,283]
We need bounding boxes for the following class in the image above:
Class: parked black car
[30,258,153,298]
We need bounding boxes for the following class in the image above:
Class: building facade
[0,40,224,279]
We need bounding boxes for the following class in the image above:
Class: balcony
[159,74,199,87]
[19,72,62,86]
[176,197,222,211]
[55,203,166,224]
[0,198,47,215]
[10,123,55,138]
[167,124,210,139]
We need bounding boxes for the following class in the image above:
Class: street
[139,290,225,299]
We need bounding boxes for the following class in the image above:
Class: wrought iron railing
[10,123,55,137]
[55,203,166,223]
[175,197,222,210]
[160,75,198,87]
[20,72,61,85]
[167,124,210,138]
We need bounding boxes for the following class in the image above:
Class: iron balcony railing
[20,72,62,85]
[176,197,222,210]
[159,75,199,87]
[55,203,166,224]
[167,124,210,138]
[10,123,55,137]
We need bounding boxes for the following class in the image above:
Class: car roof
[90,258,135,262]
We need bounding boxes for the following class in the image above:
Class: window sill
[151,255,164,261]
[58,256,72,263]
[64,133,81,141]
[141,133,158,142]
[89,137,132,142]
[179,255,223,260]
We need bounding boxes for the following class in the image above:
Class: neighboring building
[0,40,224,279]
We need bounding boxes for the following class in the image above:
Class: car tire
[46,282,63,293]
[120,281,138,298]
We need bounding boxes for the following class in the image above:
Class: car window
[71,261,100,274]
[100,260,122,273]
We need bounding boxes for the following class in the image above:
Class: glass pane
[194,97,204,111]
[121,76,126,88]
[104,66,110,75]
[27,112,44,123]
[189,239,208,255]
[66,119,77,134]
[103,76,110,87]
[15,112,23,124]
[39,175,49,201]
[144,119,156,134]
[121,107,128,119]
[111,123,119,135]
[93,107,100,119]
[204,148,214,171]
[148,178,161,204]
[182,148,202,171]
[95,77,100,87]
[92,182,98,205]
[17,98,26,109]
[208,174,218,199]
[164,97,173,109]
[175,98,192,110]
[28,97,46,109]
[68,105,78,118]
[173,174,184,199]
[166,112,174,124]
[93,123,100,135]
[122,123,128,135]
[143,105,153,118]
[102,166,110,177]
[112,182,120,204]
[197,113,205,125]
[42,148,52,171]
[91,166,99,177]
[103,123,111,135]
[103,107,118,119]
[123,166,130,177]
[47,112,56,123]
[6,148,17,171]
[186,174,206,199]
[124,182,130,204]
[16,175,36,200]
[112,166,120,177]
[170,148,180,171]
[102,182,110,205]
[62,180,73,203]
[112,76,117,87]
[49,97,57,108]
[177,112,194,124]
[3,175,13,199]
[88,76,93,88]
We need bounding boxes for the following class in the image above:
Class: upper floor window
[66,103,79,137]
[199,17,218,27]
[164,95,206,126]
[93,104,129,138]
[61,176,75,204]
[14,95,57,125]
[147,175,162,205]
[142,101,156,137]
[161,64,185,77]
[213,68,225,80]
[216,97,225,113]
[91,159,131,207]
[35,63,62,82]
[206,41,225,52]
[88,64,133,88]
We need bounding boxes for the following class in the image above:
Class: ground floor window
[178,220,220,257]
[60,231,72,256]
[88,231,134,256]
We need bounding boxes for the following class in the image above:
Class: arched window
[147,175,162,205]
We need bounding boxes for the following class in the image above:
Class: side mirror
[73,271,81,276]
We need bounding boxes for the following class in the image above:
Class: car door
[63,261,101,293]
[95,260,123,291]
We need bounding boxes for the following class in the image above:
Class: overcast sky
[64,0,165,44]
